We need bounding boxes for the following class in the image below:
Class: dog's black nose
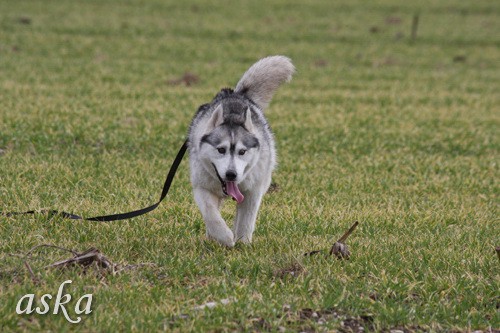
[225,170,237,181]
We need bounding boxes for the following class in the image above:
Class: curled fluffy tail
[235,55,295,111]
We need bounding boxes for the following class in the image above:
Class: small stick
[17,245,152,279]
[23,243,78,284]
[26,244,78,257]
[337,221,359,243]
[24,261,40,285]
[45,248,113,269]
[329,221,359,258]
[411,13,419,42]
[303,250,322,257]
[304,221,360,257]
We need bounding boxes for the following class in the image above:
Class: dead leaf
[330,221,358,259]
[330,242,350,259]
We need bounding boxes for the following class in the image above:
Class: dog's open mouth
[212,164,245,204]
[225,181,244,203]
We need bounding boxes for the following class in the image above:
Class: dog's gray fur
[188,56,294,247]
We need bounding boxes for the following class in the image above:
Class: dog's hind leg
[233,192,264,244]
[193,187,235,247]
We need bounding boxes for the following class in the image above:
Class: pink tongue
[226,181,244,203]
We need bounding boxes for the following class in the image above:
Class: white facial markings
[200,123,259,184]
[206,138,257,183]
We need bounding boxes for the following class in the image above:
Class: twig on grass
[303,250,322,256]
[24,261,40,285]
[44,247,113,270]
[330,221,359,259]
[410,13,420,43]
[304,221,359,259]
[16,243,154,280]
[26,244,79,257]
[335,221,359,243]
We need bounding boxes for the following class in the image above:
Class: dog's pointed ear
[244,108,254,132]
[206,104,224,132]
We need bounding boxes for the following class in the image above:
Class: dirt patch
[314,59,328,68]
[373,57,399,68]
[453,55,467,63]
[284,307,374,332]
[250,317,273,331]
[168,72,200,86]
[385,16,402,25]
[274,262,304,279]
[17,17,31,25]
[267,182,280,193]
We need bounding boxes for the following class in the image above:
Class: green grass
[0,0,498,331]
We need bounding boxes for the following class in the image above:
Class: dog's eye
[238,149,246,156]
[217,147,226,154]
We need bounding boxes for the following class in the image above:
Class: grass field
[0,0,499,331]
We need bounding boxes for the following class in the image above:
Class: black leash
[1,140,188,222]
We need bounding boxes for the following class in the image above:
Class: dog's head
[199,102,260,203]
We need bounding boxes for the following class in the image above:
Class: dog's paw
[219,236,235,248]
[234,234,252,244]
[206,229,235,248]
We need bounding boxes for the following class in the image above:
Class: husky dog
[188,56,295,247]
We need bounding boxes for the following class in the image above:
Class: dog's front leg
[193,187,235,247]
[233,191,263,244]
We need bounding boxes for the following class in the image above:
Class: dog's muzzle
[211,163,244,203]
